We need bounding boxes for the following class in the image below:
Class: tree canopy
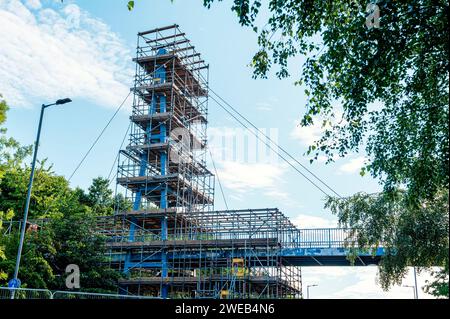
[0,97,122,292]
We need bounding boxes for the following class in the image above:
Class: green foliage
[326,189,449,297]
[0,98,121,291]
[127,0,174,11]
[0,211,121,292]
[47,211,121,292]
[0,94,7,126]
[0,160,121,291]
[85,177,114,216]
[424,267,449,298]
[1,94,33,282]
[0,227,55,289]
[0,167,121,291]
[0,160,71,220]
[0,209,14,281]
[0,95,32,178]
[203,0,449,204]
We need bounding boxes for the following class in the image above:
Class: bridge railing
[283,228,356,249]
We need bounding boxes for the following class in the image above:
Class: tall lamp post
[10,98,72,294]
[306,284,318,299]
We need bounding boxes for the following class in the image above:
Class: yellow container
[220,290,229,299]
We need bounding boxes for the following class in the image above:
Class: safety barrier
[52,290,156,299]
[0,287,53,299]
[0,287,155,299]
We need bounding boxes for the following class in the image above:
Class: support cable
[208,148,229,210]
[37,92,132,218]
[208,94,332,198]
[208,88,341,198]
[68,92,131,182]
[108,122,131,186]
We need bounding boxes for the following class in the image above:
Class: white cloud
[0,0,132,108]
[25,0,40,10]
[302,267,437,299]
[212,156,294,203]
[290,120,323,146]
[327,267,435,299]
[217,161,285,191]
[291,213,338,228]
[255,102,272,111]
[316,154,341,163]
[338,156,366,174]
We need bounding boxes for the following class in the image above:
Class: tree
[202,0,448,200]
[0,94,32,283]
[0,161,72,220]
[199,0,449,296]
[86,177,115,216]
[0,93,121,291]
[0,209,121,292]
[0,94,32,179]
[47,209,121,293]
[326,189,449,297]
[0,173,122,291]
[0,208,14,282]
[0,225,55,289]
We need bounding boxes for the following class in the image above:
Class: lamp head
[55,98,72,105]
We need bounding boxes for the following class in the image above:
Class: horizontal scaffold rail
[108,238,280,249]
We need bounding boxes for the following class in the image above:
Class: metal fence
[52,290,156,299]
[0,287,53,299]
[0,287,156,299]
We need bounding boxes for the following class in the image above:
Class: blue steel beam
[109,244,385,267]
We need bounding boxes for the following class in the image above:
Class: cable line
[208,148,229,210]
[108,122,131,186]
[68,92,131,182]
[208,88,341,198]
[208,94,333,198]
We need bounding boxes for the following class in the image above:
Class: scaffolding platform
[109,25,303,299]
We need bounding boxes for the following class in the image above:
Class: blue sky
[0,0,434,298]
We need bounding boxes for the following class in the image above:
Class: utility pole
[413,267,419,299]
[306,284,318,299]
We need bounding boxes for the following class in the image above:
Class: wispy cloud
[338,156,366,174]
[303,267,436,299]
[25,0,40,9]
[255,102,272,111]
[328,268,435,299]
[291,213,338,228]
[217,161,285,191]
[290,120,323,146]
[0,0,132,108]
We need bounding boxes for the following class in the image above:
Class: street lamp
[403,285,416,299]
[402,267,419,299]
[306,284,318,299]
[10,98,72,294]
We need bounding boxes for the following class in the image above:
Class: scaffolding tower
[108,25,302,299]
